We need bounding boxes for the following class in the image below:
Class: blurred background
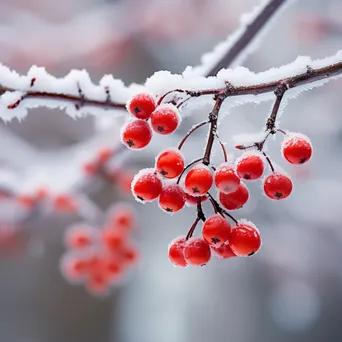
[1,0,342,341]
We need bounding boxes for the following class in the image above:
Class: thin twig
[178,120,209,150]
[186,198,206,240]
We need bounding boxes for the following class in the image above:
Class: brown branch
[186,198,206,240]
[206,0,289,76]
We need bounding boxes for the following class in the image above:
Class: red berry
[159,184,186,213]
[168,236,187,267]
[184,237,211,266]
[156,148,184,179]
[150,104,180,135]
[263,172,293,200]
[236,153,264,181]
[65,225,96,249]
[121,244,139,266]
[60,252,89,282]
[107,204,135,231]
[185,193,208,207]
[219,182,249,210]
[212,243,237,259]
[86,270,110,296]
[102,228,124,251]
[103,256,122,280]
[131,169,162,202]
[184,164,213,196]
[229,222,261,256]
[282,133,312,164]
[127,93,156,120]
[202,214,231,246]
[54,194,77,213]
[121,120,152,149]
[214,163,240,194]
[97,148,114,164]
[82,161,99,176]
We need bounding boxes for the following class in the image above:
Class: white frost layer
[183,0,297,77]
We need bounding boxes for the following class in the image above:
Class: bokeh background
[1,0,342,341]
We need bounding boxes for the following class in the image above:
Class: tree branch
[206,0,289,76]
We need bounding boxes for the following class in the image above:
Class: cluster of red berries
[124,91,313,267]
[121,93,181,149]
[60,204,138,295]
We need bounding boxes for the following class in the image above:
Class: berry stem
[186,198,206,240]
[178,120,209,150]
[206,0,290,76]
[176,157,204,185]
[215,134,228,162]
[207,192,238,224]
[261,151,275,173]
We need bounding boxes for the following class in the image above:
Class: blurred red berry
[65,225,96,249]
[54,194,77,213]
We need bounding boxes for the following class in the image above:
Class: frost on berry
[155,148,185,179]
[202,214,231,246]
[150,103,181,135]
[281,132,313,165]
[121,119,152,150]
[263,172,293,200]
[168,236,187,267]
[236,152,265,181]
[219,182,249,211]
[131,168,163,203]
[229,221,261,257]
[184,164,213,196]
[185,193,208,207]
[126,92,156,120]
[184,237,211,266]
[214,163,240,194]
[159,183,186,214]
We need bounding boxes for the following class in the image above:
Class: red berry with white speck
[150,104,181,135]
[214,163,240,194]
[236,153,264,181]
[156,148,184,179]
[159,183,186,213]
[184,237,211,266]
[202,214,231,246]
[127,93,156,120]
[263,172,293,200]
[229,222,261,256]
[219,182,249,210]
[184,164,213,196]
[282,133,312,165]
[212,243,237,259]
[131,169,162,202]
[121,120,152,149]
[168,236,187,267]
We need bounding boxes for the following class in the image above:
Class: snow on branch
[185,0,294,77]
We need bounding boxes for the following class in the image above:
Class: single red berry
[236,153,264,181]
[168,236,187,267]
[229,222,261,256]
[86,270,110,296]
[103,256,122,280]
[263,172,293,200]
[131,169,163,202]
[156,148,184,179]
[150,104,180,135]
[54,194,77,213]
[97,148,114,164]
[17,194,37,209]
[121,244,139,266]
[127,93,156,120]
[159,184,186,213]
[185,193,208,207]
[184,164,213,196]
[214,163,240,194]
[65,225,96,249]
[219,182,249,210]
[107,204,135,231]
[102,228,124,251]
[82,161,99,176]
[184,237,211,266]
[202,214,231,246]
[212,243,237,259]
[121,120,152,149]
[282,133,312,164]
[60,253,89,282]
